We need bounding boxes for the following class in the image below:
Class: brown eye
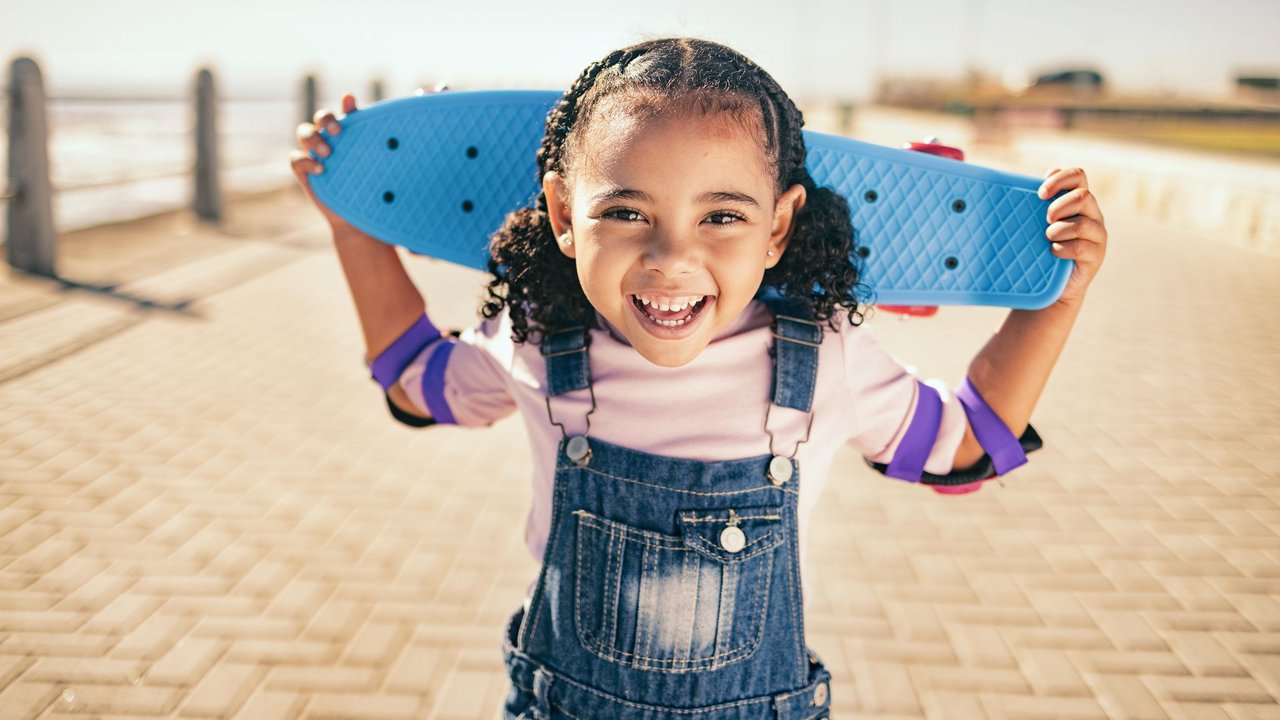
[706,211,745,225]
[604,208,644,222]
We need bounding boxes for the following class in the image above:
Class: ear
[766,183,806,269]
[542,170,575,259]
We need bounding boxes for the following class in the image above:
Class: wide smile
[628,293,715,337]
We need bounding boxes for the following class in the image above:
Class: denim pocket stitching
[572,509,776,671]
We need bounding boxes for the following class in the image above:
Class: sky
[2,0,1278,103]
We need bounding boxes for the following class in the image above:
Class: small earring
[767,250,776,257]
[561,234,573,246]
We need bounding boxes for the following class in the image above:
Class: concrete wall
[802,104,1280,256]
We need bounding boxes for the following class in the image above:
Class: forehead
[570,94,776,188]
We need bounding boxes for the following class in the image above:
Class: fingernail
[318,145,329,157]
[327,122,340,134]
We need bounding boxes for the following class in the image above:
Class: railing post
[192,67,222,223]
[302,74,318,124]
[370,78,384,103]
[5,56,57,277]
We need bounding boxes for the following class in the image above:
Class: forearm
[331,226,428,364]
[952,299,1083,468]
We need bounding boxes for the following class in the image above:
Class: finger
[342,93,358,115]
[289,149,325,176]
[1038,167,1088,200]
[1046,216,1106,244]
[295,122,332,158]
[1046,187,1102,223]
[1043,167,1061,179]
[1049,239,1086,259]
[312,109,342,135]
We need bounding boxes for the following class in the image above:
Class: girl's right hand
[290,93,360,233]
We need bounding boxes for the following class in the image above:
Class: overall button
[566,436,591,466]
[813,681,829,706]
[719,525,746,553]
[768,455,793,485]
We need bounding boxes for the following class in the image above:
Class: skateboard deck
[310,90,1071,309]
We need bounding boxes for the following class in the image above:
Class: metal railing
[4,59,384,277]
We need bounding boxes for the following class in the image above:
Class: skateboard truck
[875,136,965,320]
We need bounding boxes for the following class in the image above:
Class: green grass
[1076,121,1280,158]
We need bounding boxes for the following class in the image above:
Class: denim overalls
[501,301,834,719]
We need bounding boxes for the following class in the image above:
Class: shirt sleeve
[840,323,969,476]
[396,313,519,427]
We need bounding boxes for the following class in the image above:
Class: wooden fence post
[192,67,222,223]
[5,56,56,277]
[302,74,318,124]
[370,78,384,103]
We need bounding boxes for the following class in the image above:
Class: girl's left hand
[1038,167,1107,307]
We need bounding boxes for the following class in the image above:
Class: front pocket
[572,506,785,672]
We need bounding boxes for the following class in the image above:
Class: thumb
[342,93,358,114]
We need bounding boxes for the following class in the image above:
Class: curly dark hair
[481,37,872,344]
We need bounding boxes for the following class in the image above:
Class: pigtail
[482,201,587,344]
[765,184,871,327]
[752,64,871,328]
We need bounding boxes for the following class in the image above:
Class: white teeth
[635,294,705,311]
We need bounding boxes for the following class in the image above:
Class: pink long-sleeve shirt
[399,300,968,608]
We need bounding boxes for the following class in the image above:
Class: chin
[634,341,705,368]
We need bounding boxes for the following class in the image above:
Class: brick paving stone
[306,692,424,720]
[177,662,265,717]
[1145,676,1275,704]
[1090,610,1168,651]
[1165,703,1234,720]
[230,689,307,720]
[1015,649,1091,697]
[918,691,989,720]
[0,680,60,720]
[980,693,1109,719]
[1081,673,1170,720]
[1162,632,1247,677]
[428,668,497,720]
[1224,704,1280,720]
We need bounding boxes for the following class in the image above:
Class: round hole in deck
[462,200,474,212]
[466,146,478,159]
[944,256,959,270]
[856,246,871,259]
[864,190,878,203]
[383,191,395,203]
[387,137,399,150]
[951,199,966,213]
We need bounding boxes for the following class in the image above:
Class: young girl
[291,37,1107,720]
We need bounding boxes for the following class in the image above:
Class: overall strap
[540,324,592,396]
[762,297,823,413]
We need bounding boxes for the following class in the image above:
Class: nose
[643,228,699,277]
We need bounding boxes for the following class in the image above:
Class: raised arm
[951,167,1107,470]
[290,94,433,420]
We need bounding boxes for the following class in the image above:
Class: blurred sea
[0,98,303,243]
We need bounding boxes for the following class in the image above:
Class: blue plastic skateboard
[310,90,1071,310]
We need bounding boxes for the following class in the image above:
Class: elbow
[951,424,986,472]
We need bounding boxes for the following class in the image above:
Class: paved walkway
[0,183,1278,720]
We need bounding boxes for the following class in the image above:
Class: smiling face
[543,104,806,367]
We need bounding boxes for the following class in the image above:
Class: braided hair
[481,37,871,343]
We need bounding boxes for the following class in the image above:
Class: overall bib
[501,303,834,719]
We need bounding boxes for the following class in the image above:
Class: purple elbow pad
[885,381,943,483]
[956,376,1028,475]
[368,314,441,392]
[420,339,458,424]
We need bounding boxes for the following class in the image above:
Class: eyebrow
[588,187,760,208]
